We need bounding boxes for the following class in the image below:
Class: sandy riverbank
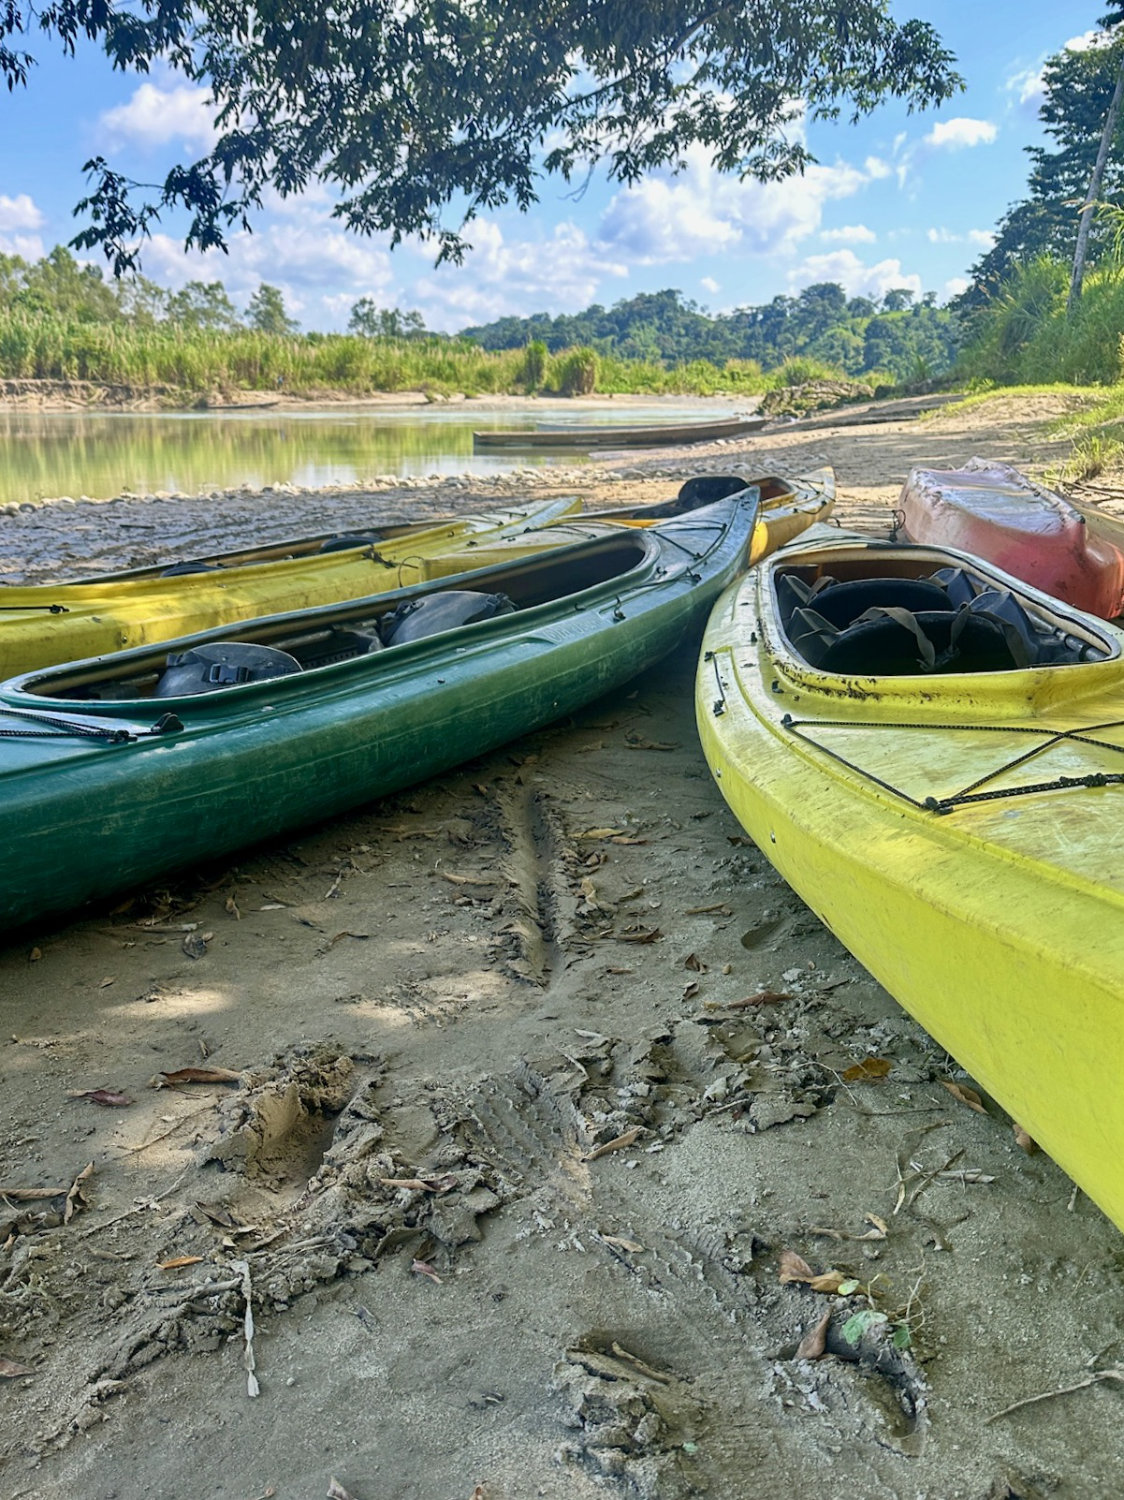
[1,391,1122,1500]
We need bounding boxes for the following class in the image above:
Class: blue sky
[0,3,1110,332]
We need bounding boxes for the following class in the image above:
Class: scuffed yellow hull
[696,531,1124,1230]
[0,497,580,674]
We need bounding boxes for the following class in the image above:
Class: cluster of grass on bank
[0,313,877,402]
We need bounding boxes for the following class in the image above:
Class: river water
[0,400,743,505]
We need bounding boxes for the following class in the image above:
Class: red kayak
[895,458,1124,619]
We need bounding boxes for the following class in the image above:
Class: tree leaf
[941,1079,987,1114]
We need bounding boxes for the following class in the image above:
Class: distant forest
[462,286,961,384]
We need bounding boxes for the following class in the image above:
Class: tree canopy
[3,2,959,273]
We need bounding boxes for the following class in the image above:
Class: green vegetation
[0,247,960,401]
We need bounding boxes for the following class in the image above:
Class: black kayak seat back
[161,560,223,577]
[380,590,516,647]
[796,576,952,628]
[318,534,383,553]
[816,607,1024,676]
[676,474,752,508]
[155,641,303,697]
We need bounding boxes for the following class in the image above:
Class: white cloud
[1066,29,1113,52]
[413,219,627,330]
[100,82,218,152]
[927,226,995,248]
[788,250,921,302]
[0,232,45,260]
[700,276,720,295]
[925,117,998,150]
[927,227,957,243]
[944,276,970,298]
[0,194,44,231]
[968,228,996,249]
[821,224,876,245]
[864,156,892,181]
[597,144,871,265]
[1006,65,1046,109]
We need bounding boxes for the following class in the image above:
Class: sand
[2,391,1123,1500]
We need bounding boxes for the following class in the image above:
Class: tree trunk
[1069,49,1124,315]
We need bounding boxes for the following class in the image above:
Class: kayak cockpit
[773,551,1116,678]
[19,529,653,704]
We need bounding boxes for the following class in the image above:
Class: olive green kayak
[0,490,758,931]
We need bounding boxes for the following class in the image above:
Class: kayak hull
[897,458,1124,618]
[697,530,1124,1229]
[0,494,759,930]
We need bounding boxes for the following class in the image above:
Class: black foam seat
[380,590,515,647]
[818,609,1021,676]
[802,577,951,628]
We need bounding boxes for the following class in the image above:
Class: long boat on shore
[472,415,766,449]
[895,458,1124,618]
[0,496,583,675]
[697,526,1124,1229]
[0,490,759,931]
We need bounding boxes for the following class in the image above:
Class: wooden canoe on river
[698,526,1124,1229]
[0,489,759,931]
[472,415,766,449]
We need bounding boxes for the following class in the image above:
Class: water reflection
[0,402,737,504]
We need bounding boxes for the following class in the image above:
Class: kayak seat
[676,475,753,509]
[154,641,303,697]
[817,608,1023,676]
[318,534,383,553]
[283,627,384,670]
[161,560,223,577]
[380,590,516,647]
[795,577,952,628]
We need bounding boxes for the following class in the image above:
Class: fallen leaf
[597,1233,645,1253]
[98,977,116,989]
[614,927,662,944]
[195,1202,240,1228]
[1013,1124,1039,1155]
[609,836,648,845]
[584,1127,642,1162]
[225,893,242,920]
[64,1162,94,1224]
[605,966,633,975]
[379,1176,458,1194]
[440,870,497,887]
[66,1089,133,1107]
[842,1057,892,1082]
[28,947,42,963]
[720,991,792,1010]
[624,734,679,751]
[941,1080,988,1114]
[682,980,700,1000]
[329,930,369,945]
[411,1258,444,1285]
[866,1214,889,1236]
[578,828,624,840]
[796,1309,832,1360]
[470,1487,486,1500]
[158,1066,242,1087]
[684,953,707,973]
[685,903,732,916]
[808,1270,849,1294]
[0,1357,35,1378]
[158,1255,204,1269]
[778,1249,816,1284]
[327,1480,356,1500]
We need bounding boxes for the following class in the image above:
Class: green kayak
[0,490,759,931]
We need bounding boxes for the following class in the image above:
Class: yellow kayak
[0,496,581,674]
[696,526,1124,1229]
[477,467,835,567]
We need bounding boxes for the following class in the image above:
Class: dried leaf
[158,1255,204,1270]
[470,1488,486,1500]
[684,903,731,916]
[64,1162,94,1224]
[610,836,647,846]
[158,1066,242,1086]
[327,1477,356,1500]
[440,870,496,887]
[941,1080,987,1114]
[721,991,792,1010]
[684,953,707,973]
[597,1233,645,1253]
[578,828,624,840]
[625,734,678,751]
[379,1176,458,1194]
[1013,1124,1039,1155]
[584,1127,642,1162]
[0,1185,71,1202]
[411,1258,444,1285]
[225,893,241,920]
[28,946,42,963]
[796,1309,831,1360]
[615,927,662,944]
[682,980,700,1000]
[66,1088,133,1107]
[182,931,209,960]
[98,976,116,989]
[328,930,369,945]
[842,1057,892,1082]
[0,1357,35,1378]
[195,1202,240,1228]
[808,1270,849,1295]
[866,1214,889,1235]
[778,1249,816,1284]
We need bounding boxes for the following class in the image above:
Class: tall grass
[0,314,786,399]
